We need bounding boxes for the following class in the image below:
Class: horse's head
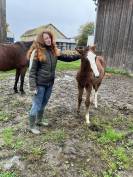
[75,45,100,78]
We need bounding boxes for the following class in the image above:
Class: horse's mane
[15,41,33,51]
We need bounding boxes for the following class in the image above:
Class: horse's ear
[75,48,84,54]
[90,44,96,52]
[86,45,90,50]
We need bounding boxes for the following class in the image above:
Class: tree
[76,22,94,46]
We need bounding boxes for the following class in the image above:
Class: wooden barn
[0,0,6,43]
[93,0,133,72]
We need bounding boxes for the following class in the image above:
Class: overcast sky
[6,0,96,41]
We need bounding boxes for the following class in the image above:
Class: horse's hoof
[86,121,90,125]
[14,90,18,93]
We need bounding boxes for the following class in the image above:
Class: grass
[0,111,11,122]
[56,60,80,71]
[2,128,24,149]
[98,128,124,144]
[112,147,129,168]
[0,62,132,76]
[0,172,16,177]
[105,67,131,76]
[2,127,14,146]
[0,70,15,80]
[31,147,44,156]
[81,169,93,177]
[102,170,120,177]
[43,129,66,143]
[57,61,132,76]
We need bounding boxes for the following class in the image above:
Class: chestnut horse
[76,46,106,124]
[0,41,33,94]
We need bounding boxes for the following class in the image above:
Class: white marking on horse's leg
[94,91,98,108]
[85,108,90,124]
[87,51,99,77]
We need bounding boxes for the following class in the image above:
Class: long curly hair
[27,30,60,61]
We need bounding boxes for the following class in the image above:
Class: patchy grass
[0,70,15,80]
[1,128,24,149]
[98,128,124,144]
[56,61,132,77]
[43,129,67,143]
[2,127,14,146]
[81,169,94,177]
[112,147,129,167]
[105,67,131,76]
[0,111,11,122]
[0,172,16,177]
[83,113,133,176]
[31,147,44,156]
[0,71,133,176]
[102,170,120,177]
[0,63,132,77]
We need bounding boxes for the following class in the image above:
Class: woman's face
[43,33,52,46]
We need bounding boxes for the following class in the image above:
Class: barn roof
[20,23,68,41]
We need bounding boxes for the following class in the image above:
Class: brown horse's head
[76,45,100,77]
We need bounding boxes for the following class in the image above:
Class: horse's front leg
[90,88,98,108]
[93,84,100,108]
[14,69,20,93]
[85,86,92,124]
[77,85,84,113]
[20,66,27,94]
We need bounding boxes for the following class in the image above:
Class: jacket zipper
[48,51,53,73]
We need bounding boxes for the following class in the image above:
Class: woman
[27,30,80,134]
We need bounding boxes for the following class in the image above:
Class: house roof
[20,23,68,40]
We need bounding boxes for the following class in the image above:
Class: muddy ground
[0,71,133,177]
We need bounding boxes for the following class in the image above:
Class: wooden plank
[95,0,108,54]
[114,0,128,68]
[121,0,133,71]
[102,0,111,61]
[107,0,123,67]
[95,0,104,51]
[124,0,133,72]
[105,0,116,67]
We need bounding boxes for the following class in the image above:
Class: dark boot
[36,111,49,126]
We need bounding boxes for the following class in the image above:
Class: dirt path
[0,71,133,177]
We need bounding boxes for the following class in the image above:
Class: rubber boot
[29,115,40,134]
[36,111,49,126]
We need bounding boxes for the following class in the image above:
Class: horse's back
[0,43,28,71]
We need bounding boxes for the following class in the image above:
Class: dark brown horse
[76,45,106,124]
[0,41,33,94]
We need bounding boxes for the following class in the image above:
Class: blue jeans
[29,84,53,121]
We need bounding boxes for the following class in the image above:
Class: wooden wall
[0,0,6,42]
[95,0,133,72]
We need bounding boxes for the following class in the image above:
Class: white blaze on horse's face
[87,50,100,77]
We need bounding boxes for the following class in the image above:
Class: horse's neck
[15,41,33,51]
[80,59,91,73]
